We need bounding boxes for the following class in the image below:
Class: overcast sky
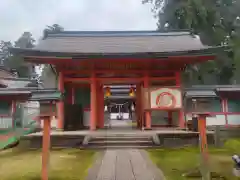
[0,0,157,42]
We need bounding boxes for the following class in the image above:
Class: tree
[4,32,36,78]
[43,24,64,39]
[40,24,64,83]
[143,0,239,85]
[0,41,12,65]
[14,32,35,48]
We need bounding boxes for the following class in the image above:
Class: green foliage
[224,138,240,151]
[40,24,64,80]
[0,24,63,79]
[0,32,36,78]
[0,41,12,65]
[144,0,240,85]
[43,24,64,39]
[148,146,238,180]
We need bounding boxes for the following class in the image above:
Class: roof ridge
[185,85,240,90]
[46,30,191,38]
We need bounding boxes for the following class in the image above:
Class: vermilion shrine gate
[11,31,223,131]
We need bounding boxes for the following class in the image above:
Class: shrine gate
[11,31,223,131]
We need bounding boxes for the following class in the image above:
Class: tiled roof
[35,31,210,53]
[0,88,63,101]
[184,85,240,98]
[29,89,63,101]
[184,90,217,98]
[10,31,224,58]
[0,90,32,100]
[0,77,38,88]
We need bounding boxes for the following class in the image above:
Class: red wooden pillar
[224,99,228,126]
[175,71,185,128]
[135,85,139,127]
[11,101,16,128]
[136,84,142,128]
[41,116,51,180]
[90,74,97,130]
[221,98,226,126]
[98,84,104,128]
[198,114,208,158]
[96,83,103,128]
[57,72,64,130]
[96,83,99,128]
[144,74,151,129]
[198,114,210,178]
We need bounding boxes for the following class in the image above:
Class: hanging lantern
[105,87,111,97]
[129,87,135,97]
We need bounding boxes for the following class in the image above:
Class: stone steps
[80,145,156,149]
[91,136,151,141]
[81,134,156,149]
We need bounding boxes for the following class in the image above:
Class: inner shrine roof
[0,88,63,102]
[10,30,225,59]
[184,85,240,99]
[0,89,32,100]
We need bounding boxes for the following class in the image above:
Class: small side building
[184,85,240,127]
[0,67,40,129]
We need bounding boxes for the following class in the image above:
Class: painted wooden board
[149,87,182,109]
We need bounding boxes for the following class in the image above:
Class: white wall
[227,115,240,125]
[186,114,226,126]
[0,117,12,128]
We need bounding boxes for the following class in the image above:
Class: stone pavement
[109,120,130,127]
[87,149,165,180]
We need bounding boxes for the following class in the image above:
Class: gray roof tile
[33,31,211,54]
[184,90,217,98]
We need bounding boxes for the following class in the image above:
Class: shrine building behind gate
[11,31,224,131]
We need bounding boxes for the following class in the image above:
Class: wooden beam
[64,76,175,83]
[150,77,175,81]
[62,69,176,75]
[24,55,216,67]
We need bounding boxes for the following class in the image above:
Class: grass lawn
[0,148,96,180]
[148,139,240,180]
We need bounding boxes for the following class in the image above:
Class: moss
[224,139,240,152]
[0,148,96,180]
[148,141,240,180]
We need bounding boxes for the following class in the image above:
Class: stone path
[110,120,130,127]
[87,149,165,180]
